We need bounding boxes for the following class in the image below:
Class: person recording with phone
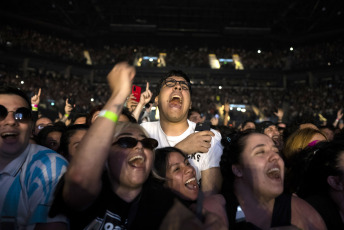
[141,70,223,196]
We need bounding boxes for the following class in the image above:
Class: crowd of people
[1,61,344,229]
[1,64,343,131]
[1,25,344,69]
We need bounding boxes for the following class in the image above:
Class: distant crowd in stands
[1,65,343,132]
[1,25,344,69]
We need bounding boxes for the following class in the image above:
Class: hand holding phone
[195,121,211,132]
[132,85,141,103]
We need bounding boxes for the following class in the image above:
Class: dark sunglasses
[113,137,158,150]
[0,105,32,122]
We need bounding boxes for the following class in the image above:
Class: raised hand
[31,88,41,105]
[274,108,284,121]
[107,62,136,103]
[337,109,343,120]
[139,82,153,106]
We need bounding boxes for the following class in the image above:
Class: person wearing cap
[141,70,223,196]
[257,121,284,151]
[0,86,68,229]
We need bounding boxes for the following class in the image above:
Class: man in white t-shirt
[141,70,223,196]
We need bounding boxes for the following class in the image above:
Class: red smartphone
[132,85,141,102]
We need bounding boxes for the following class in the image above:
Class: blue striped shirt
[0,144,68,229]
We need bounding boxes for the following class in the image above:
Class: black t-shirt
[232,193,292,230]
[305,194,344,230]
[50,173,176,230]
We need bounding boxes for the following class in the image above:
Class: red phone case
[132,85,141,102]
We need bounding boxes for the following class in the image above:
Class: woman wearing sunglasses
[50,63,176,229]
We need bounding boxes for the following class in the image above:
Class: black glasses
[113,137,158,150]
[0,105,32,122]
[163,79,191,91]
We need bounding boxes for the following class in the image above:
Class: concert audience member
[188,108,206,124]
[58,99,74,126]
[220,130,327,230]
[36,124,66,152]
[0,86,68,229]
[286,141,344,229]
[49,63,175,229]
[59,124,89,161]
[240,120,256,131]
[332,109,343,129]
[86,104,104,125]
[33,116,53,136]
[276,122,287,134]
[89,103,137,124]
[70,113,88,125]
[131,82,153,122]
[140,103,153,123]
[256,121,283,151]
[126,93,139,113]
[119,107,137,123]
[141,70,223,196]
[152,146,228,227]
[319,125,335,141]
[283,128,328,164]
[30,88,41,122]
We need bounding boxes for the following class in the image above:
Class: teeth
[171,95,182,102]
[185,177,196,185]
[267,168,280,174]
[128,155,144,163]
[1,132,17,137]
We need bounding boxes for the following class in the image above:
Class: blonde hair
[113,122,150,139]
[284,128,327,160]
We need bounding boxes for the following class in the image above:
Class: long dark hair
[220,129,258,228]
[286,140,344,198]
[152,146,187,182]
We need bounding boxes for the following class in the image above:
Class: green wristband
[99,110,118,123]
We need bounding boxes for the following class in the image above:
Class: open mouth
[1,132,19,139]
[128,155,145,167]
[272,136,280,141]
[169,95,182,104]
[266,167,281,180]
[184,177,198,190]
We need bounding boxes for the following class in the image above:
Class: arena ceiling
[2,0,344,47]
